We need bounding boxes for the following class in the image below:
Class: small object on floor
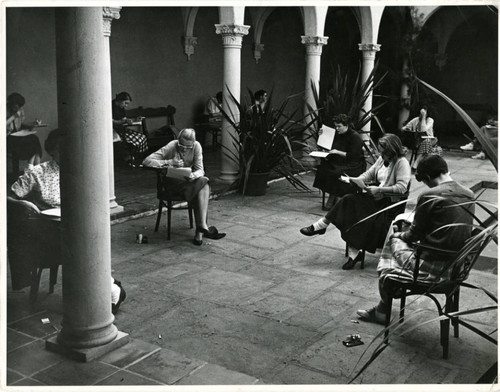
[300,225,326,236]
[41,318,50,324]
[141,235,148,244]
[356,307,386,325]
[472,151,486,160]
[342,334,364,347]
[460,142,475,151]
[136,233,143,243]
[350,319,360,324]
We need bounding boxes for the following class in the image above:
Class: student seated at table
[142,128,226,245]
[356,155,474,324]
[300,134,411,270]
[7,129,126,314]
[312,114,365,210]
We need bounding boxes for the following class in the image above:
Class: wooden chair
[7,201,61,303]
[382,227,497,359]
[144,167,194,240]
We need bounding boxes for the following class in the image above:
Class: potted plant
[219,89,315,196]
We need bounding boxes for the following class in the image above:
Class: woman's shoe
[341,252,364,270]
[300,225,327,236]
[199,226,226,240]
[193,227,203,246]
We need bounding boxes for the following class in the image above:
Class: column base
[110,203,124,216]
[218,172,238,183]
[46,330,130,362]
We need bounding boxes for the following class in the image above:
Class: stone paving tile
[32,360,118,386]
[7,369,24,384]
[10,377,46,386]
[8,312,61,339]
[177,363,259,385]
[7,339,63,378]
[128,347,206,385]
[98,338,161,368]
[268,274,337,302]
[268,363,344,384]
[7,328,36,352]
[95,369,162,385]
[195,252,253,273]
[237,263,301,284]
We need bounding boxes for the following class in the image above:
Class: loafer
[300,225,326,236]
[341,252,364,270]
[112,283,127,315]
[356,307,386,325]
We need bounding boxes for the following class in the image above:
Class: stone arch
[181,7,199,60]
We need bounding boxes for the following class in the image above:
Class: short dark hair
[415,155,448,182]
[44,129,65,154]
[332,114,351,127]
[254,90,267,100]
[7,92,25,109]
[378,133,406,159]
[115,91,132,102]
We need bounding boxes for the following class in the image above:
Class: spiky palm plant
[218,88,316,195]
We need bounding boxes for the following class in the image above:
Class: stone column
[398,56,412,129]
[103,7,124,215]
[48,7,127,360]
[358,43,381,141]
[215,24,250,182]
[301,35,328,164]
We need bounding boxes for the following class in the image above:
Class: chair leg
[441,298,452,359]
[188,204,194,229]
[167,201,172,240]
[360,250,365,269]
[452,289,460,338]
[345,242,348,257]
[322,191,326,209]
[384,296,393,344]
[399,291,406,323]
[49,265,59,294]
[155,200,164,232]
[29,268,43,304]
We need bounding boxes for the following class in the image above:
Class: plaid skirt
[377,231,452,287]
[122,129,148,153]
[417,137,442,156]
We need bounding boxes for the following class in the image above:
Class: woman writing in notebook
[142,128,225,245]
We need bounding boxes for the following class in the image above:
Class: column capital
[358,43,381,52]
[183,36,198,61]
[301,36,328,56]
[215,24,250,48]
[102,7,121,37]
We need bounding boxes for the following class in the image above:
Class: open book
[166,167,192,180]
[340,175,367,190]
[40,207,61,220]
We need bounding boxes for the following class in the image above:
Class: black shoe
[342,252,364,270]
[112,282,126,315]
[300,225,326,236]
[199,226,226,240]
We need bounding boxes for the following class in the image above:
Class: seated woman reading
[301,134,411,270]
[357,155,474,324]
[313,114,365,210]
[7,129,126,314]
[142,128,226,245]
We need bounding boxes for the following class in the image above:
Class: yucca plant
[218,88,317,195]
[308,62,388,142]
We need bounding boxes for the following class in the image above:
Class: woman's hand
[171,157,184,167]
[366,186,384,200]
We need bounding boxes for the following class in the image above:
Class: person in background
[313,114,365,210]
[112,91,148,165]
[300,134,411,270]
[401,104,441,172]
[460,113,498,160]
[7,129,126,314]
[205,91,223,121]
[142,128,226,245]
[6,92,42,171]
[357,155,474,324]
[253,90,268,113]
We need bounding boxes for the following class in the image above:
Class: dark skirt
[160,176,209,203]
[313,160,364,196]
[326,193,391,253]
[7,134,42,160]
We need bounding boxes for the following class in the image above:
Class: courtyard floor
[5,150,498,390]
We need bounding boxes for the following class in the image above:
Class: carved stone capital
[434,53,447,70]
[253,43,265,64]
[358,43,381,60]
[301,36,328,56]
[102,7,121,37]
[215,24,250,48]
[183,36,198,60]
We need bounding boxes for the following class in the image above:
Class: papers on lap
[309,151,330,158]
[341,176,366,189]
[40,208,61,220]
[317,125,336,150]
[10,130,38,137]
[166,167,192,180]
